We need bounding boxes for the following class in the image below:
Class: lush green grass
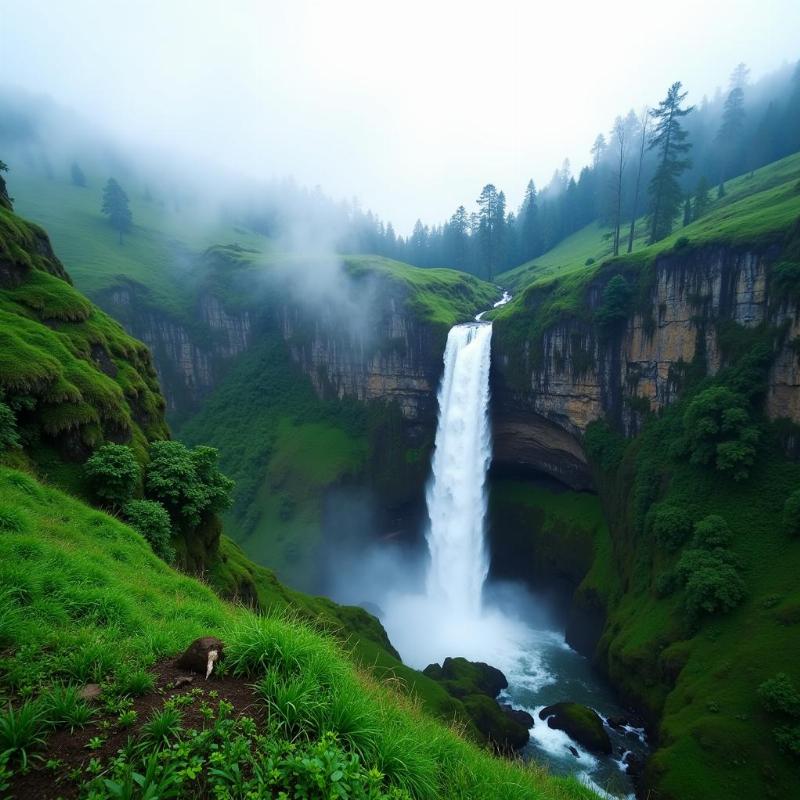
[0,204,167,472]
[496,151,800,298]
[346,255,497,326]
[9,171,270,322]
[0,466,597,800]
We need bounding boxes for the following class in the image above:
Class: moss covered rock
[422,656,508,699]
[539,702,611,754]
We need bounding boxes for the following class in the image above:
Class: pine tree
[70,162,87,187]
[693,176,712,219]
[0,159,11,210]
[682,195,692,227]
[476,184,502,281]
[520,180,541,262]
[627,107,649,253]
[647,82,694,243]
[715,63,749,181]
[101,178,132,244]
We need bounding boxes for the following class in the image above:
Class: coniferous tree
[627,107,649,253]
[682,195,692,227]
[0,159,10,210]
[715,63,749,182]
[647,82,694,243]
[70,161,87,187]
[610,114,632,256]
[693,176,712,219]
[476,184,502,280]
[101,178,132,244]
[519,180,541,262]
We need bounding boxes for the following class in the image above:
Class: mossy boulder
[423,657,531,751]
[461,694,531,752]
[539,702,611,754]
[422,656,508,699]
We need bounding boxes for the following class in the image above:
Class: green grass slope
[9,171,270,322]
[497,152,800,295]
[490,152,800,799]
[0,202,167,485]
[0,466,597,800]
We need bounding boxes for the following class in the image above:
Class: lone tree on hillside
[101,177,132,244]
[70,161,87,187]
[715,63,749,184]
[647,82,694,243]
[626,106,649,253]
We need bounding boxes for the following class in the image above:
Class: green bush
[145,441,233,530]
[584,419,627,471]
[692,515,734,550]
[595,274,632,328]
[651,505,693,551]
[774,724,800,758]
[681,386,760,480]
[0,402,19,450]
[654,569,679,597]
[758,673,800,717]
[123,499,174,562]
[676,548,746,617]
[782,489,800,537]
[84,444,140,506]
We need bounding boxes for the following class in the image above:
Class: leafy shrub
[758,673,800,717]
[595,274,632,328]
[676,548,745,617]
[145,441,233,529]
[774,724,800,758]
[651,505,693,551]
[680,386,760,480]
[123,499,174,562]
[782,489,800,537]
[0,402,20,450]
[84,444,140,506]
[584,419,626,471]
[140,707,183,748]
[692,515,733,550]
[674,236,690,250]
[584,257,595,266]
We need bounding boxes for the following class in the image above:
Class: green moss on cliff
[0,205,167,476]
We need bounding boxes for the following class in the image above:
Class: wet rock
[623,751,644,778]
[607,714,628,730]
[422,657,508,699]
[499,703,535,729]
[539,702,612,755]
[176,636,224,678]
[568,745,580,758]
[174,675,194,688]
[461,694,531,752]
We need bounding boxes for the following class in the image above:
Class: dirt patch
[9,661,263,800]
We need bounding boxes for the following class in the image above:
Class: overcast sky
[2,0,799,232]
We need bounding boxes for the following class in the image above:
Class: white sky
[2,0,799,232]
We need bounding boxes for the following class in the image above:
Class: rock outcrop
[492,243,800,484]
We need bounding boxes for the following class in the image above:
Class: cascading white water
[424,323,493,616]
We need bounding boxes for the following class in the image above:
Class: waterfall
[424,322,493,616]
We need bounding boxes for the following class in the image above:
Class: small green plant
[759,673,800,716]
[114,667,155,697]
[118,709,138,728]
[86,735,105,750]
[40,684,94,732]
[0,507,30,535]
[0,700,48,768]
[140,707,183,748]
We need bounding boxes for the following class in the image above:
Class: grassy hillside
[0,202,167,486]
[0,466,597,800]
[497,152,800,295]
[9,170,270,322]
[491,152,800,799]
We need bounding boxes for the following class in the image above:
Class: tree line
[344,58,800,279]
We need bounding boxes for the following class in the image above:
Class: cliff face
[280,295,444,427]
[103,285,252,416]
[492,244,800,484]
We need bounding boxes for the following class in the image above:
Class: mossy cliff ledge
[492,239,800,482]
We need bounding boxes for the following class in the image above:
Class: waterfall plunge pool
[375,305,647,799]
